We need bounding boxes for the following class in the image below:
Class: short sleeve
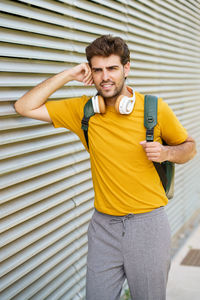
[45,95,90,136]
[158,98,188,145]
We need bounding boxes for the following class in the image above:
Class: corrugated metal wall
[0,0,200,299]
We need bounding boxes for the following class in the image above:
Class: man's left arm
[140,136,197,164]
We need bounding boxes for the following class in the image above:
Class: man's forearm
[14,69,74,115]
[165,136,197,164]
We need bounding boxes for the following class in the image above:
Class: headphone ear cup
[97,95,106,113]
[115,95,124,113]
[92,95,106,113]
[115,94,135,114]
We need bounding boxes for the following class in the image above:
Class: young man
[15,35,196,300]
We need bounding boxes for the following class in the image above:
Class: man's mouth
[100,82,114,89]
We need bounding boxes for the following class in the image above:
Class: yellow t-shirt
[45,91,188,215]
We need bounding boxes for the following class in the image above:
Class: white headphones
[91,86,135,115]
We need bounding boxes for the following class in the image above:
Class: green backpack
[144,95,175,199]
[81,95,175,199]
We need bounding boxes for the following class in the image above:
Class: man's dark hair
[86,35,130,66]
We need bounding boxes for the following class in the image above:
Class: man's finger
[146,147,161,153]
[140,141,146,147]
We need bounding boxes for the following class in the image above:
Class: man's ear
[124,62,130,77]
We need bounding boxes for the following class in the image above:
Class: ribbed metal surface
[0,0,200,299]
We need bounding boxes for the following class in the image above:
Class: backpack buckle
[147,116,154,123]
[146,128,154,142]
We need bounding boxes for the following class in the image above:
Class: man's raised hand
[71,63,94,86]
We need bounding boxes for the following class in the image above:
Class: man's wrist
[164,145,172,162]
[165,146,173,161]
[60,69,74,82]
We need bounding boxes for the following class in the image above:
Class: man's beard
[96,77,125,100]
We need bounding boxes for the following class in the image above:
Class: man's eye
[93,69,101,73]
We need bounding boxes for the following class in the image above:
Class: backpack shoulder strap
[144,95,168,191]
[81,98,95,149]
[144,95,158,142]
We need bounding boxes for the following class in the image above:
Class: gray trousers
[86,207,171,300]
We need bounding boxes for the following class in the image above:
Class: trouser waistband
[95,207,165,236]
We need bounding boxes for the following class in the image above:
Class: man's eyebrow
[91,67,102,70]
[92,65,119,70]
[107,65,119,69]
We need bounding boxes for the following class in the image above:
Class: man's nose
[102,70,109,81]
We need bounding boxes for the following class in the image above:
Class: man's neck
[105,85,132,107]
